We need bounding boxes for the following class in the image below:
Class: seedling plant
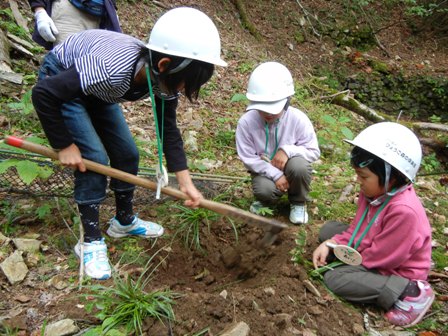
[172,204,219,250]
[84,250,177,335]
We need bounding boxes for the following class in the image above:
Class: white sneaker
[289,204,309,224]
[106,216,164,238]
[74,238,111,280]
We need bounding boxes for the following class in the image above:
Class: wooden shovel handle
[4,136,288,232]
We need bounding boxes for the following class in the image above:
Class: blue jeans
[38,52,139,204]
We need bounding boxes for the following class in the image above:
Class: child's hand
[57,143,86,172]
[181,184,203,208]
[271,149,288,171]
[312,240,336,269]
[275,175,289,193]
[176,169,204,208]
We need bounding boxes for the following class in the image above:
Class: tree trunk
[329,91,391,122]
[232,0,262,41]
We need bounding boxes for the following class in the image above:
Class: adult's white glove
[35,10,59,42]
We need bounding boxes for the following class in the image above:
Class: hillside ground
[0,0,447,335]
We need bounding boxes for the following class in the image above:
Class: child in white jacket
[236,62,320,224]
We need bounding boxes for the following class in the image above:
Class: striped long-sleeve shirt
[32,29,187,172]
[53,29,144,102]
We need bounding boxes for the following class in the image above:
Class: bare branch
[326,91,390,122]
[413,122,448,133]
[316,89,448,163]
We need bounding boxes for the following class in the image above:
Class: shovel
[4,136,287,245]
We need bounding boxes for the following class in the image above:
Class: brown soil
[3,185,446,335]
[1,189,369,336]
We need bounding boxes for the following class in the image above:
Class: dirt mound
[146,219,364,335]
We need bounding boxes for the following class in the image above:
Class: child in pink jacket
[312,122,433,327]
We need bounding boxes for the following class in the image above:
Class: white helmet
[345,122,422,182]
[246,62,295,114]
[147,7,227,67]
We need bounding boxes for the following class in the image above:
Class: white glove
[35,10,59,42]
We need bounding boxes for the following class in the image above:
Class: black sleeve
[28,0,48,10]
[32,65,83,149]
[155,96,188,172]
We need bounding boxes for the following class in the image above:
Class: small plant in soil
[84,251,177,335]
[288,228,345,281]
[255,206,274,216]
[0,325,19,336]
[115,237,152,267]
[0,200,18,235]
[172,204,219,250]
[309,261,344,280]
[290,228,308,266]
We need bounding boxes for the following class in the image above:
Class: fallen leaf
[15,294,31,303]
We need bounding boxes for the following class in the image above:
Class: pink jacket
[333,185,432,280]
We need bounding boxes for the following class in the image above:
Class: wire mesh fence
[0,150,245,200]
[0,150,74,197]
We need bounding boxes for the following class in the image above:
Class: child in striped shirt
[31,7,227,280]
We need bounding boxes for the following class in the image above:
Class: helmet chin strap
[384,161,391,195]
[283,97,291,111]
[147,51,191,100]
[149,50,192,76]
[368,162,410,206]
[148,51,165,93]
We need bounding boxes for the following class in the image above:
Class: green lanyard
[264,121,279,160]
[145,65,164,172]
[348,196,391,250]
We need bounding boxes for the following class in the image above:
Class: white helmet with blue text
[345,122,422,182]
